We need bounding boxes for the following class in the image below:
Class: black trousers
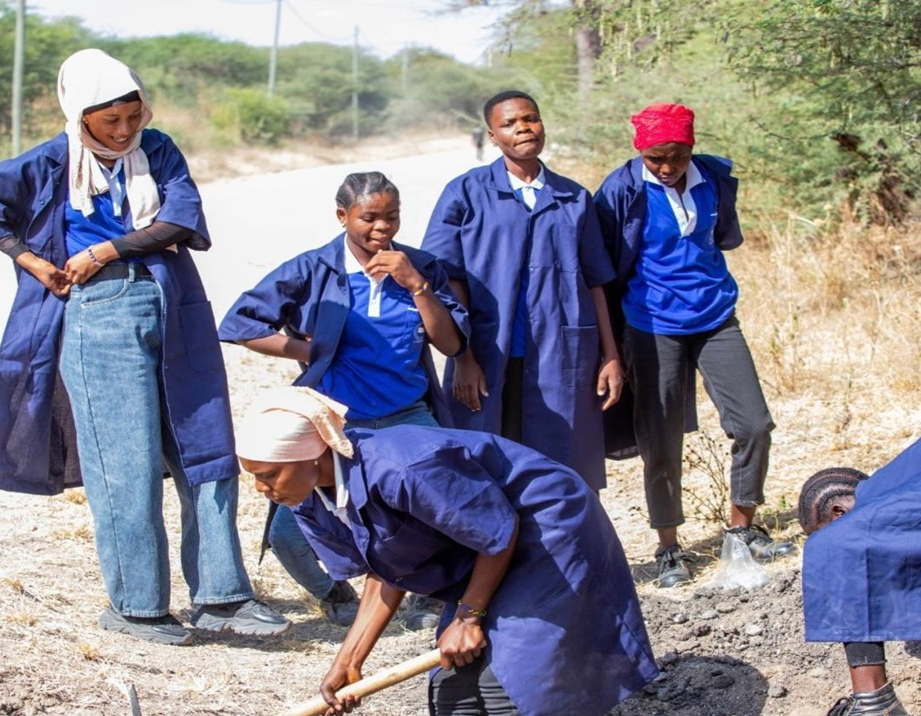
[622,316,774,528]
[429,656,521,716]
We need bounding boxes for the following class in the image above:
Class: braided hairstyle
[335,171,399,211]
[483,90,539,126]
[797,467,869,535]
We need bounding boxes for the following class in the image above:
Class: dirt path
[1,136,919,716]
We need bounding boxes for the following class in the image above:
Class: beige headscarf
[236,386,355,463]
[57,49,161,229]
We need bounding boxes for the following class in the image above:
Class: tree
[723,0,921,222]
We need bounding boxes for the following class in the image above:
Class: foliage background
[2,0,920,225]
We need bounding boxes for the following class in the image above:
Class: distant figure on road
[423,90,622,493]
[799,439,921,716]
[593,103,794,588]
[219,171,468,630]
[0,48,289,645]
[472,126,485,161]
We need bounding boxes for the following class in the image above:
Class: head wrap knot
[236,387,354,463]
[630,103,695,151]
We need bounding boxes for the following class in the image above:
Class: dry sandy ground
[1,134,920,716]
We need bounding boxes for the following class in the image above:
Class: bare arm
[320,574,406,714]
[437,516,519,669]
[447,278,489,411]
[590,284,623,410]
[236,333,311,364]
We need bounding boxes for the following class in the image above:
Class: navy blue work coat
[592,154,744,457]
[0,130,237,495]
[804,436,921,642]
[218,235,469,426]
[422,158,615,490]
[292,425,659,716]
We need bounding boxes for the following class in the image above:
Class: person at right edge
[593,103,795,588]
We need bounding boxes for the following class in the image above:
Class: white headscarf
[236,386,355,463]
[57,49,161,229]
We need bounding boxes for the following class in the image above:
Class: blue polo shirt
[64,159,127,256]
[623,159,738,335]
[316,244,429,421]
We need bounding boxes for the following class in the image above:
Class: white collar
[642,158,705,192]
[344,238,392,281]
[314,453,350,525]
[507,165,546,191]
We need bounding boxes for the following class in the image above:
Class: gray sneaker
[403,594,442,631]
[319,581,360,627]
[98,607,193,646]
[725,524,796,562]
[190,599,292,636]
[654,544,692,588]
[827,682,910,716]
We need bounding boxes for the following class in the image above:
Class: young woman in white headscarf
[0,49,289,645]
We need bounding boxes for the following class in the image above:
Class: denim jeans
[270,401,439,597]
[59,265,253,617]
[622,316,774,529]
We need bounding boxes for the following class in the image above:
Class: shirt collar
[507,165,546,191]
[344,238,392,280]
[642,158,704,192]
[314,453,350,525]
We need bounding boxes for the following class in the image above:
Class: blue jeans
[270,401,439,597]
[59,266,253,617]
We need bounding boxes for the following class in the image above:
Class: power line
[282,0,352,43]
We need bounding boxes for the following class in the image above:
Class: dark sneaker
[98,607,192,646]
[319,580,360,627]
[190,599,292,636]
[725,524,796,562]
[827,682,910,716]
[403,594,442,631]
[654,544,692,588]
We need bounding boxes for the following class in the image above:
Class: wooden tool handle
[277,648,442,716]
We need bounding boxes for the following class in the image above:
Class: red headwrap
[630,103,695,151]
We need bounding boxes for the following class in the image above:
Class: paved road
[0,142,496,335]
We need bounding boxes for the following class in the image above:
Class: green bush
[212,88,290,146]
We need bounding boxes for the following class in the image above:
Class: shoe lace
[826,696,854,716]
[727,524,773,545]
[656,545,695,566]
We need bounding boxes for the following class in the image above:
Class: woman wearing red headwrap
[593,103,794,588]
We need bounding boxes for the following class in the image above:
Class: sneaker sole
[99,611,193,646]
[191,614,293,636]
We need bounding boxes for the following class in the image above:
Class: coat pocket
[560,325,599,387]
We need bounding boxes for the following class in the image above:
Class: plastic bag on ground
[707,532,771,590]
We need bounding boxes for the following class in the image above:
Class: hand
[452,353,489,411]
[364,249,424,292]
[27,257,71,297]
[437,617,487,670]
[63,249,103,286]
[319,662,363,715]
[597,357,624,410]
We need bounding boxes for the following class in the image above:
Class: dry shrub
[734,218,921,460]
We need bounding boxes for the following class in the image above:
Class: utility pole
[11,0,25,156]
[267,0,281,96]
[352,25,359,140]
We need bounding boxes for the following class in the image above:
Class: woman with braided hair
[799,438,921,716]
[220,171,468,629]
